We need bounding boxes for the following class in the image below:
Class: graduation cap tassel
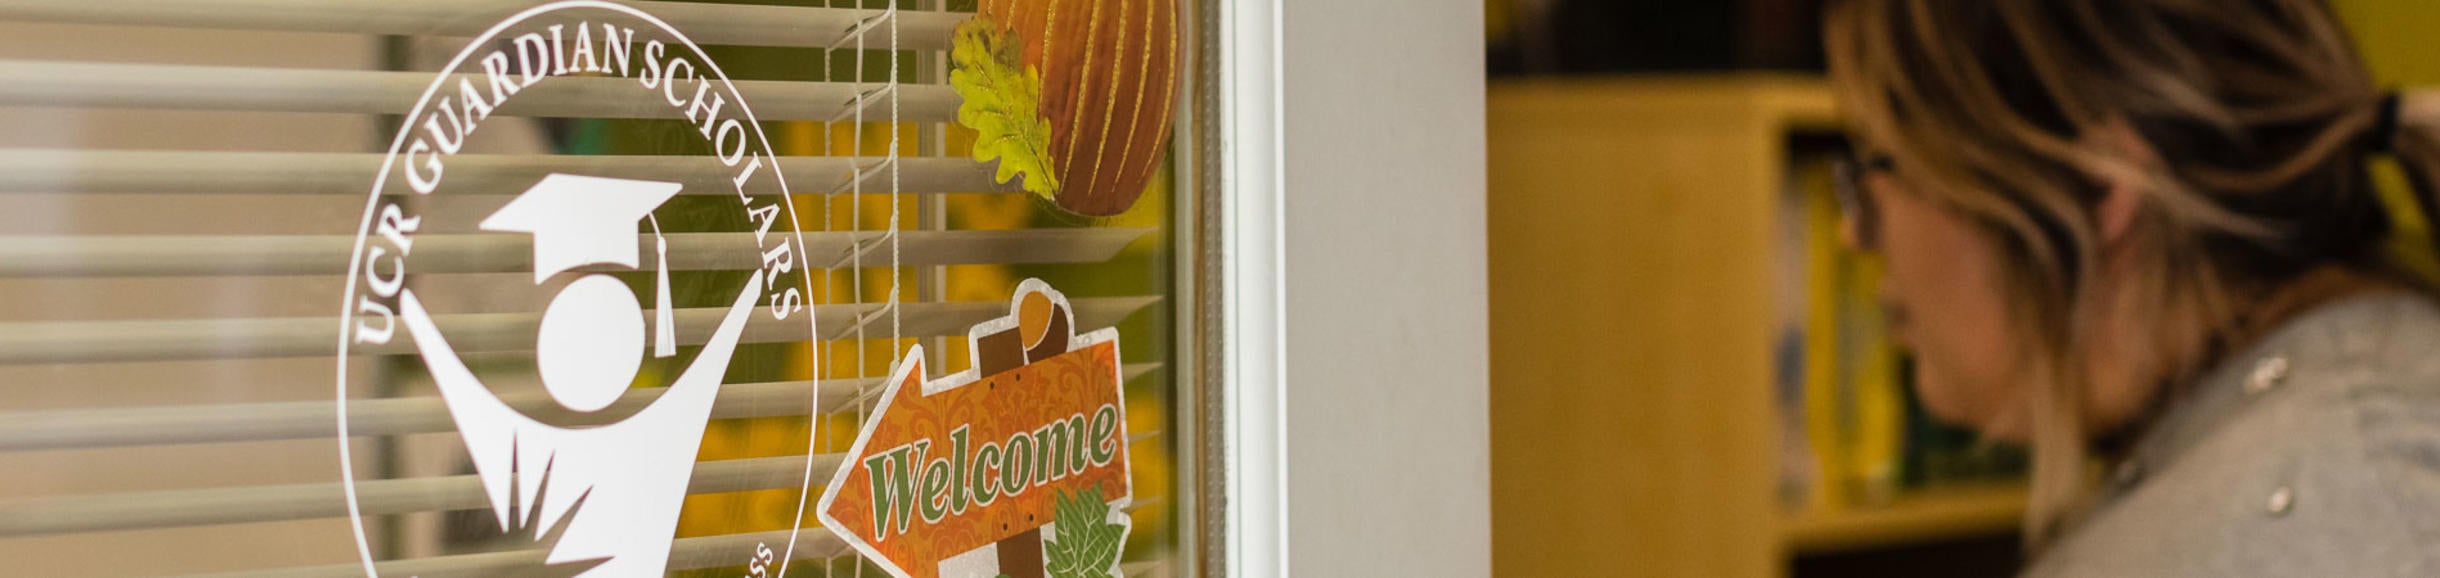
[649,214,675,359]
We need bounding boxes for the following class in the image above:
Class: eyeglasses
[1832,152,1895,251]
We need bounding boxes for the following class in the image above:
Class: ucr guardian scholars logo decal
[335,2,816,576]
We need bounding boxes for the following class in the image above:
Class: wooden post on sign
[972,291,1071,578]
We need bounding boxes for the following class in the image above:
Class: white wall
[1279,0,1490,575]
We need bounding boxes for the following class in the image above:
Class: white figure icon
[395,174,764,576]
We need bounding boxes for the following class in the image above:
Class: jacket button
[2245,356,2289,396]
[2111,461,2144,489]
[2266,486,2295,517]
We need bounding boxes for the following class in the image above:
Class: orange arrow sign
[818,280,1132,578]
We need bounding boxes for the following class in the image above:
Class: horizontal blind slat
[174,528,847,578]
[0,454,839,536]
[0,228,1152,277]
[0,60,959,122]
[0,0,962,51]
[171,533,1169,578]
[3,436,1162,536]
[0,363,1160,451]
[0,295,1161,364]
[0,150,1018,195]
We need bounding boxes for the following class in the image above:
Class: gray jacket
[2026,294,2440,577]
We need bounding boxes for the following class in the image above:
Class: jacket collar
[2110,292,2418,493]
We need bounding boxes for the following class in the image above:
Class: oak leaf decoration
[952,14,1062,200]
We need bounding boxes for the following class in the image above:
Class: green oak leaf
[1044,487,1125,578]
[949,14,1061,200]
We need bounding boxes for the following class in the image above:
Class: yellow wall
[2335,0,2440,85]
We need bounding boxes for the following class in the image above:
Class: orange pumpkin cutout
[956,0,1180,217]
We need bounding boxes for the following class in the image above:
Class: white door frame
[1218,0,1489,575]
[1219,0,1289,574]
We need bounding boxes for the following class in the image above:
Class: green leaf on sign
[949,14,1061,200]
[1044,487,1125,578]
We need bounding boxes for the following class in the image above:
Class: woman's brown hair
[1823,0,2440,547]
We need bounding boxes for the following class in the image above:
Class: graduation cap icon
[483,174,681,282]
[481,174,685,410]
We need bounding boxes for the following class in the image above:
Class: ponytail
[2386,91,2440,264]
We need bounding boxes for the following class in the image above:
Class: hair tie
[2371,91,2403,154]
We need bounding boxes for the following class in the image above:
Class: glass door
[0,1,1211,576]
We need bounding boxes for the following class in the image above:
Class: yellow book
[1791,151,1906,510]
[1796,156,1847,513]
[1840,252,1903,504]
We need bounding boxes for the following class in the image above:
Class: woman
[1823,0,2440,575]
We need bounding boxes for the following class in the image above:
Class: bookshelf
[1781,482,2026,554]
[1488,76,2025,577]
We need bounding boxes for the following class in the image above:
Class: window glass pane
[0,2,1200,576]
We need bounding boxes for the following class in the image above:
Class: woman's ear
[2095,176,2142,248]
[2092,122,2157,249]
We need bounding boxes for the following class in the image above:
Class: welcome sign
[820,279,1134,578]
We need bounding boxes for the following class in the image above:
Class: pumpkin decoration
[952,0,1181,217]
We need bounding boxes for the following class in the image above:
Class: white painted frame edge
[1219,0,1288,575]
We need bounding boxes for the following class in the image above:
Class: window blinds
[0,1,1179,576]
